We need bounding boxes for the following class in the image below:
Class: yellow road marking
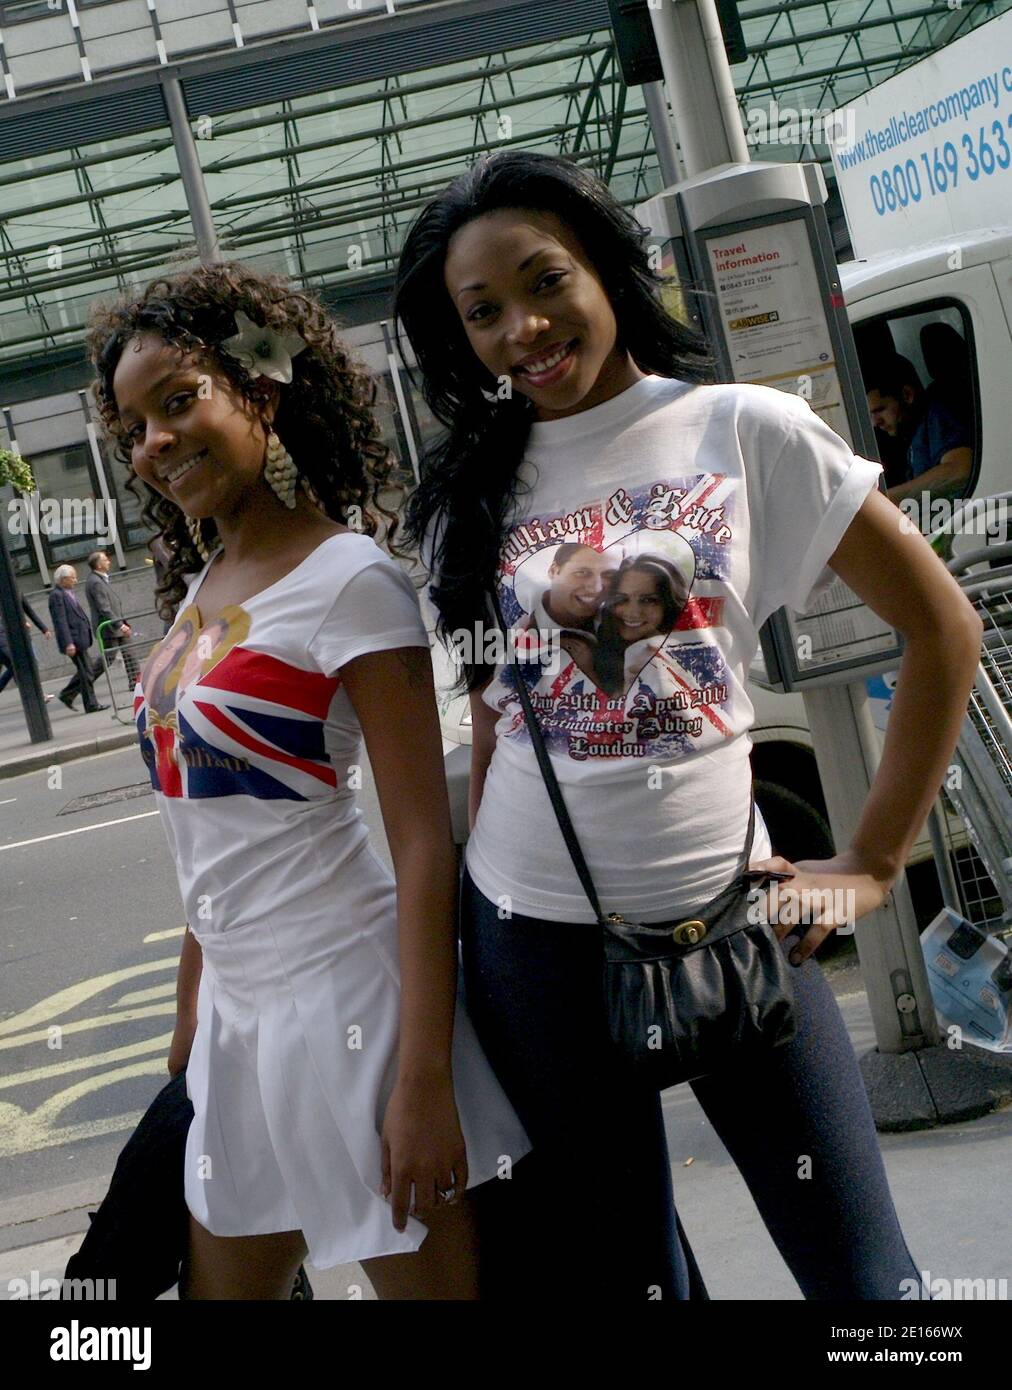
[0,1003,176,1051]
[143,926,186,942]
[0,1034,172,1088]
[0,958,177,1037]
[112,983,177,1008]
[0,1059,168,1158]
[0,1106,152,1160]
[0,927,189,1157]
[0,810,159,852]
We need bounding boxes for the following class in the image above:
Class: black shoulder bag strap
[487,588,611,924]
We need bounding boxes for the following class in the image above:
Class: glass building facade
[2,0,1009,585]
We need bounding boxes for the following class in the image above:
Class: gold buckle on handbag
[672,919,707,945]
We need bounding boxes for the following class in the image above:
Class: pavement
[0,672,139,780]
[2,966,1009,1302]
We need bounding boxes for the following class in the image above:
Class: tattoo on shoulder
[395,647,429,690]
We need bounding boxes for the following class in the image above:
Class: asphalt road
[0,742,389,1205]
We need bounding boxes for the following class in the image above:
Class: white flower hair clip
[220,311,307,384]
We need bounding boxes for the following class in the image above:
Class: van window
[853,300,979,516]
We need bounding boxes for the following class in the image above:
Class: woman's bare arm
[752,486,983,962]
[824,486,982,881]
[342,645,459,1075]
[340,645,465,1229]
[168,926,202,1077]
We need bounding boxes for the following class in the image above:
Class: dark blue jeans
[461,867,924,1301]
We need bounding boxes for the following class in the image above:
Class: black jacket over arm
[0,595,47,640]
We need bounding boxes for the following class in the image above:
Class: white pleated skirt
[183,841,531,1268]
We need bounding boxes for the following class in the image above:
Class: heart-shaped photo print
[511,529,696,697]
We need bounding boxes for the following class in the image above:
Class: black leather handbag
[490,592,798,1092]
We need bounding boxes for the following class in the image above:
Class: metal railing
[930,536,1012,934]
[95,608,163,725]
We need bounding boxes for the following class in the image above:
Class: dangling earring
[186,515,211,561]
[264,429,297,509]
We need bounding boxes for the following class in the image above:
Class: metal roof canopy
[1,0,1005,391]
[0,0,613,160]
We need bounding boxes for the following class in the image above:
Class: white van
[432,225,1012,879]
[743,226,1012,865]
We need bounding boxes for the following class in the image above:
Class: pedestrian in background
[47,564,108,713]
[0,594,53,700]
[85,548,140,688]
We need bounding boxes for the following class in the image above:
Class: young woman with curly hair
[87,261,529,1300]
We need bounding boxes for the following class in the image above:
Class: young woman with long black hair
[395,151,982,1300]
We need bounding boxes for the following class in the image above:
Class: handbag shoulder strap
[487,588,756,922]
[489,588,609,924]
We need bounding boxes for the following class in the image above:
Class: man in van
[864,354,972,505]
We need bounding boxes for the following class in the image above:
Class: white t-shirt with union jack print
[134,532,428,934]
[465,374,882,924]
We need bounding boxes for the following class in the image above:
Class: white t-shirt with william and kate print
[460,374,882,925]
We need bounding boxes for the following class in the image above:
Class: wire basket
[936,533,1012,930]
[95,608,163,723]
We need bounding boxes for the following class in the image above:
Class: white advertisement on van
[830,11,1012,259]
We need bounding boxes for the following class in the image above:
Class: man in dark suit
[0,594,54,700]
[47,565,108,713]
[85,549,140,688]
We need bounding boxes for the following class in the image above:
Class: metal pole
[696,0,750,163]
[927,798,962,914]
[78,392,127,569]
[637,18,951,1082]
[162,74,220,264]
[803,684,941,1053]
[642,82,684,186]
[381,321,420,485]
[649,0,748,177]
